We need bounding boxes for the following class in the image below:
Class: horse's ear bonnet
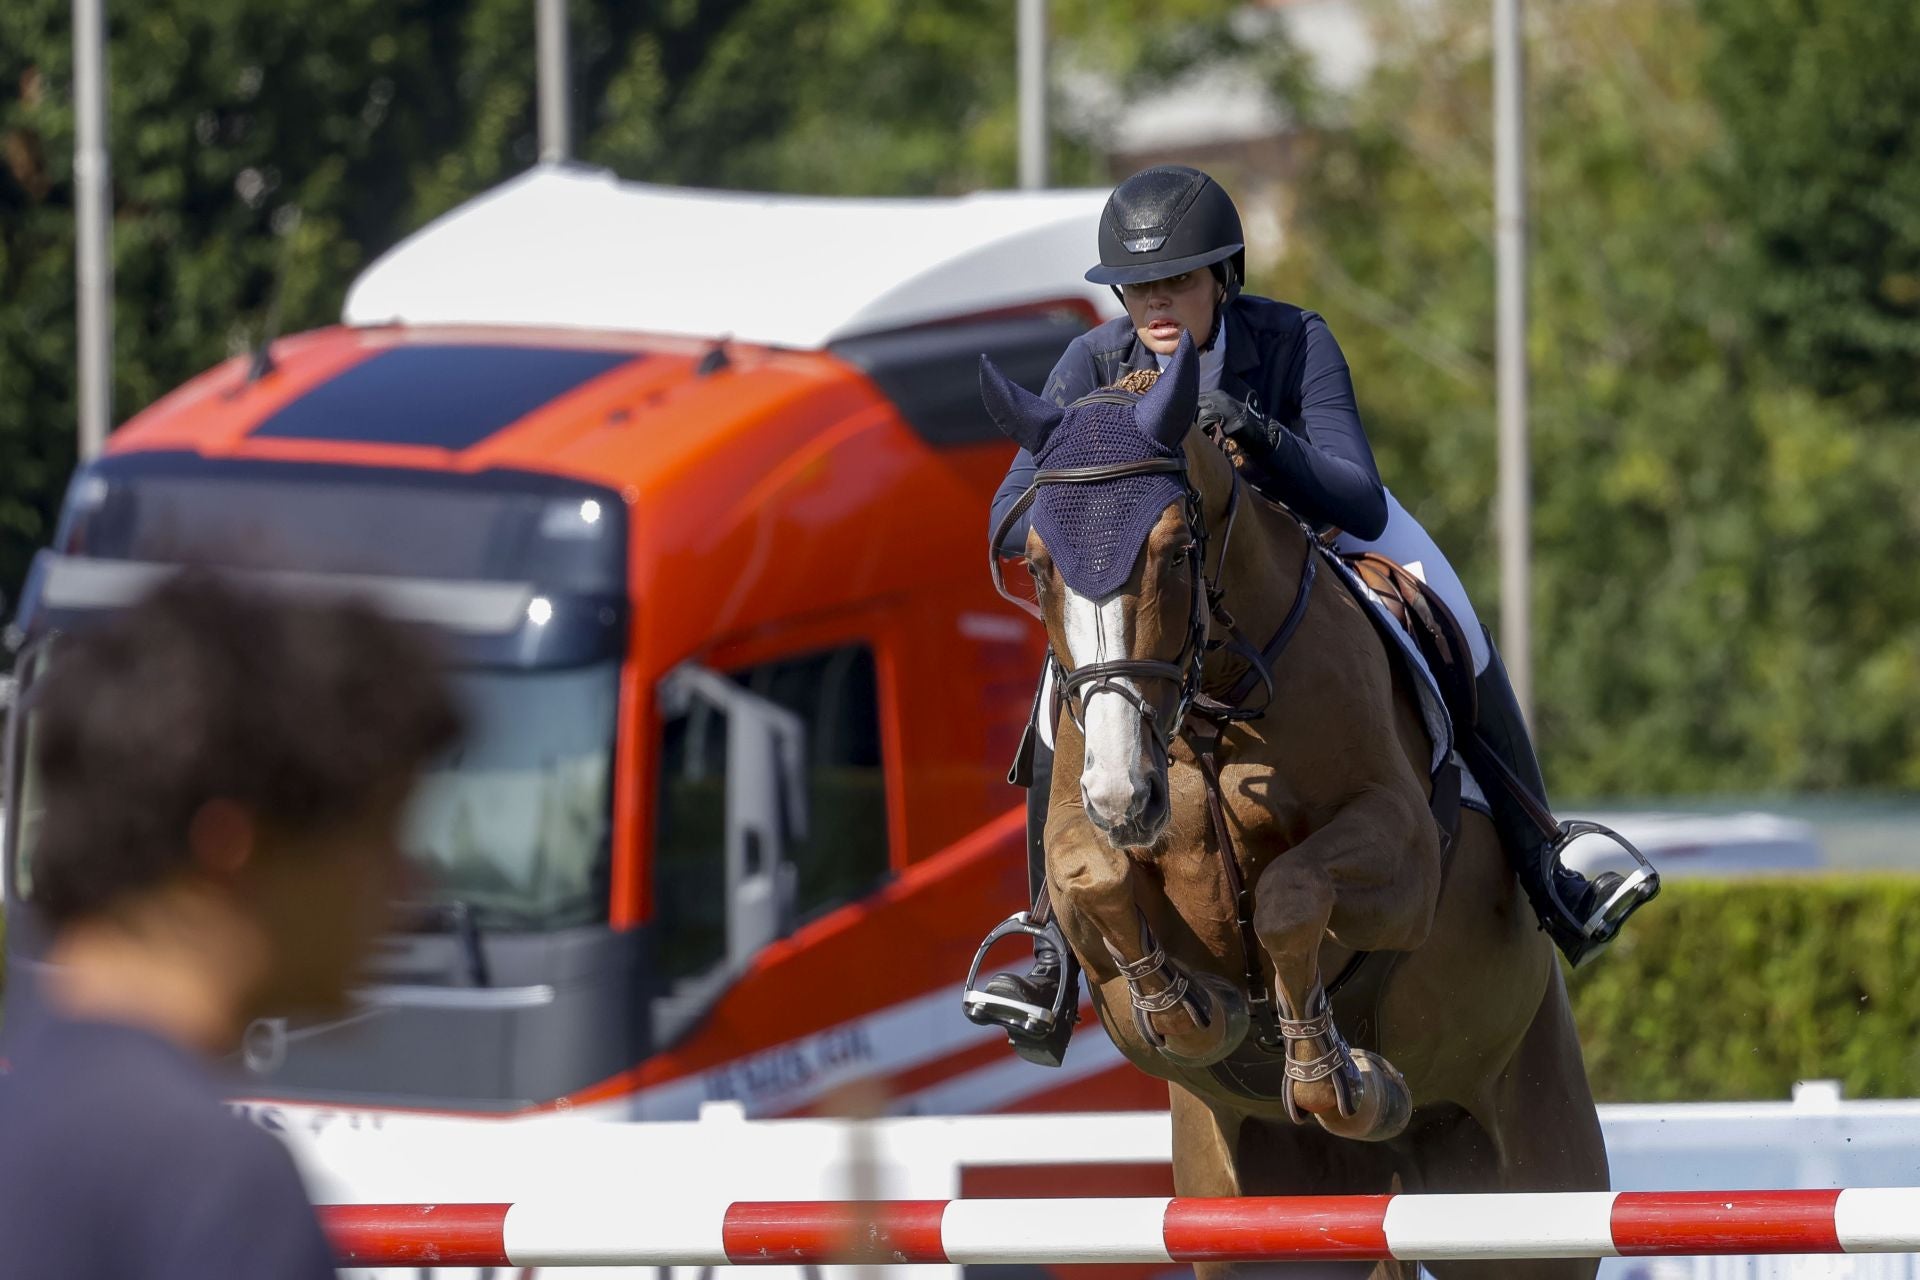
[1018,335,1198,599]
[979,355,1065,455]
[1134,333,1199,449]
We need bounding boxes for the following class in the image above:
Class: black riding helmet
[1085,165,1246,295]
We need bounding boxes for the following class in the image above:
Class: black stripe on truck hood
[251,344,637,450]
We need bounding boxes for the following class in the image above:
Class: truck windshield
[5,656,618,933]
[406,661,619,930]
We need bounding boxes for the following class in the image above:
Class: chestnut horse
[981,337,1607,1280]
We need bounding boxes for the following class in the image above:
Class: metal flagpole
[73,0,112,460]
[536,0,571,163]
[1493,0,1532,719]
[1017,0,1049,189]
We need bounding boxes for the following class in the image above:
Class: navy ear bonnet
[980,336,1201,599]
[1029,400,1184,598]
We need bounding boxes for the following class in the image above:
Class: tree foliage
[0,0,1231,607]
[1265,0,1920,796]
[1697,0,1920,417]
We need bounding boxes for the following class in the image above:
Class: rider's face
[1120,269,1223,356]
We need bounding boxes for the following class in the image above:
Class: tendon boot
[1471,637,1659,967]
[961,739,1079,1066]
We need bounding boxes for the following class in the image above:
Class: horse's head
[982,336,1221,850]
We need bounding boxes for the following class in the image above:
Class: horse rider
[967,164,1659,1062]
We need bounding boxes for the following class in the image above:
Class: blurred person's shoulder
[0,998,335,1279]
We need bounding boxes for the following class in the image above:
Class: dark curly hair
[26,571,464,925]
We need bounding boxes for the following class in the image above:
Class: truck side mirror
[2,638,52,909]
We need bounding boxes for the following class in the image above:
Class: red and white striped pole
[323,1189,1920,1268]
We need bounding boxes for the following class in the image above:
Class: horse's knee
[1252,859,1334,962]
[1048,830,1133,912]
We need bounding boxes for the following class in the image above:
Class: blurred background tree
[1267,0,1920,796]
[1697,0,1920,419]
[3,0,1917,798]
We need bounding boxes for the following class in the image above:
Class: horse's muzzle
[1083,766,1170,849]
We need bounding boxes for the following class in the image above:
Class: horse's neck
[1186,436,1315,688]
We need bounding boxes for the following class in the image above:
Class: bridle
[989,395,1329,1063]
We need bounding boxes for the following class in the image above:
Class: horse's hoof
[1141,971,1250,1069]
[1314,1050,1411,1143]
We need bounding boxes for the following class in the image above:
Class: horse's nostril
[1143,771,1168,818]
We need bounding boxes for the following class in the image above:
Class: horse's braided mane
[1108,368,1160,395]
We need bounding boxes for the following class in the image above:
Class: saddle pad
[1321,548,1488,813]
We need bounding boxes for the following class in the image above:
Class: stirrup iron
[963,912,1076,1067]
[1550,819,1662,957]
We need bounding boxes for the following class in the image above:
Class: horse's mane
[1108,368,1161,396]
[1089,366,1234,503]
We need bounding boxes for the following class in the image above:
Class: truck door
[650,662,809,1042]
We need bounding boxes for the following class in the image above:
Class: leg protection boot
[1472,634,1658,966]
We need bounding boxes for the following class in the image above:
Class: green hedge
[1569,878,1920,1101]
[5,879,1916,1102]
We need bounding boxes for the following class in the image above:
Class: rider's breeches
[1333,488,1491,674]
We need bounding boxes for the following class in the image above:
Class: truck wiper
[393,898,492,988]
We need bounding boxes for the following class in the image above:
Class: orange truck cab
[1,166,1162,1118]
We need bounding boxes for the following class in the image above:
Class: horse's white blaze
[1063,587,1158,833]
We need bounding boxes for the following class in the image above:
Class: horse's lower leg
[1253,850,1413,1141]
[1250,858,1344,1112]
[1050,830,1235,1063]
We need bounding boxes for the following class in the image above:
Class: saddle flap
[1347,552,1479,731]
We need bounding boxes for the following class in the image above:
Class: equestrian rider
[968,164,1659,1060]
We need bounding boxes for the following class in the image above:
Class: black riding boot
[962,736,1079,1065]
[981,764,1066,1001]
[1473,635,1658,967]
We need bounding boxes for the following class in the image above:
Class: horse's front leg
[1047,815,1246,1066]
[1252,780,1440,1142]
[1046,727,1243,1066]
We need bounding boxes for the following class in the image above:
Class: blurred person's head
[28,572,462,1032]
[1085,164,1245,356]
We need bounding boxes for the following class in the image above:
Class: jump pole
[324,1189,1920,1268]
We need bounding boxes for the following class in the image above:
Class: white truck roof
[343,165,1120,349]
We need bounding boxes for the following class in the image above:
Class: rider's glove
[1196,389,1285,482]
